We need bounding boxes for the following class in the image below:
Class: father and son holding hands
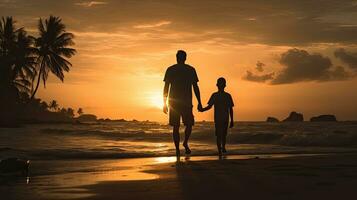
[163,50,234,157]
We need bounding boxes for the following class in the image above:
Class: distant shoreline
[2,120,357,128]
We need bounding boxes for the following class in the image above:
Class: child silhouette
[199,77,234,155]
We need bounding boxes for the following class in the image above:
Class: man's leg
[183,125,192,154]
[173,125,180,157]
[182,106,194,154]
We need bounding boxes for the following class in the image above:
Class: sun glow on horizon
[149,92,164,109]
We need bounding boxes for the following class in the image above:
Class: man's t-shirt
[164,64,199,108]
[208,91,234,122]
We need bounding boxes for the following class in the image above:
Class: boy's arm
[201,104,213,112]
[200,93,215,112]
[229,106,234,128]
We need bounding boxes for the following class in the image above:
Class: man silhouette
[163,50,202,157]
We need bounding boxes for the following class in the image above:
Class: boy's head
[176,50,187,64]
[216,77,226,91]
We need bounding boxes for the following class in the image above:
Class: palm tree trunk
[30,68,42,100]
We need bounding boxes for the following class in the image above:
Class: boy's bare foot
[222,148,227,153]
[183,143,191,154]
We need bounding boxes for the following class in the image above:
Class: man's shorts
[169,106,194,127]
[215,121,228,137]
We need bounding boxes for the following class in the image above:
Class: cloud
[243,48,353,84]
[75,1,107,7]
[272,49,333,84]
[133,21,172,29]
[2,0,357,46]
[334,48,357,70]
[243,71,274,83]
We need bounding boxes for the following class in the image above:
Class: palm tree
[0,16,20,88]
[77,108,83,116]
[30,16,76,99]
[0,17,37,100]
[49,100,59,111]
[12,29,38,96]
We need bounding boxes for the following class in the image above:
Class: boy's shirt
[208,91,234,123]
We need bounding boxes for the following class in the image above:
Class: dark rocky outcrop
[0,158,29,175]
[310,115,337,122]
[266,117,279,122]
[283,111,304,122]
[76,114,97,122]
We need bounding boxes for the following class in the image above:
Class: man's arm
[229,107,234,128]
[193,83,202,110]
[163,82,170,114]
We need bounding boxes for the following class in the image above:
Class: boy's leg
[219,122,228,153]
[222,124,228,153]
[216,135,222,155]
[215,124,223,155]
[222,136,227,153]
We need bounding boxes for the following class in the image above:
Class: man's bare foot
[183,143,191,154]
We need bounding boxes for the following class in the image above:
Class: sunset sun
[149,92,164,109]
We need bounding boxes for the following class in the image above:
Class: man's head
[217,77,226,91]
[176,50,187,64]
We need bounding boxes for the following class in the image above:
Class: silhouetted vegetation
[0,16,76,126]
[19,98,79,124]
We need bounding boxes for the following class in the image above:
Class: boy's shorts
[169,106,194,127]
[215,121,228,136]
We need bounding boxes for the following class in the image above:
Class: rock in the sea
[76,114,97,122]
[310,115,337,122]
[0,158,30,175]
[266,117,279,122]
[283,111,304,122]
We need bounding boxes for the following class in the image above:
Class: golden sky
[2,0,357,121]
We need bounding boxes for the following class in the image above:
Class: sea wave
[1,122,357,161]
[40,122,357,147]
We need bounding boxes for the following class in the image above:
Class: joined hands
[197,103,203,112]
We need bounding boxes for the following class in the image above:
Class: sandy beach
[1,153,357,200]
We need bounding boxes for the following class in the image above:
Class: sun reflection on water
[154,156,178,163]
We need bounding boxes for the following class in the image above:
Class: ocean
[1,121,357,161]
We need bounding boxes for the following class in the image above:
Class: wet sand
[2,154,357,200]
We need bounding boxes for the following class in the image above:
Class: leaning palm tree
[30,16,76,99]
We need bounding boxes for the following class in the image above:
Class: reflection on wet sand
[0,153,324,199]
